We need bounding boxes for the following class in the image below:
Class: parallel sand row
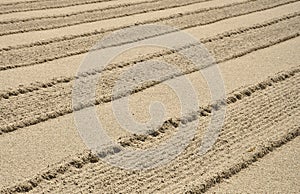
[1,64,299,193]
[0,0,217,35]
[0,0,299,193]
[0,0,117,15]
[1,0,298,70]
[0,0,248,48]
[1,14,299,134]
[0,0,42,5]
[1,1,299,90]
[0,0,214,24]
[0,35,299,190]
[0,0,147,21]
[0,0,295,49]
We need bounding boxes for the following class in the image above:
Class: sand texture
[0,0,299,193]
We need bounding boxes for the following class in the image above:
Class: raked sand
[0,0,299,193]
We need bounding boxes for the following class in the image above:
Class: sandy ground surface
[0,0,299,193]
[208,136,300,193]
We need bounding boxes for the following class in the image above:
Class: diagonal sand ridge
[1,65,299,193]
[0,0,299,193]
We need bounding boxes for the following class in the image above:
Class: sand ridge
[1,66,299,193]
[208,136,300,193]
[1,1,299,90]
[0,0,117,15]
[1,14,299,135]
[1,0,297,61]
[0,0,299,193]
[0,0,213,36]
[0,36,298,189]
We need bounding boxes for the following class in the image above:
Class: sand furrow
[94,70,299,193]
[0,0,40,5]
[0,0,254,51]
[0,16,298,135]
[0,0,210,24]
[1,68,298,193]
[0,0,247,48]
[0,0,298,192]
[1,2,298,90]
[0,0,154,22]
[0,0,117,15]
[0,36,297,189]
[118,75,298,149]
[118,69,300,149]
[49,74,300,193]
[0,0,246,51]
[0,0,214,36]
[206,137,300,193]
[2,12,295,99]
[161,85,299,193]
[68,89,298,193]
[1,0,296,51]
[0,13,298,98]
[0,0,298,71]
